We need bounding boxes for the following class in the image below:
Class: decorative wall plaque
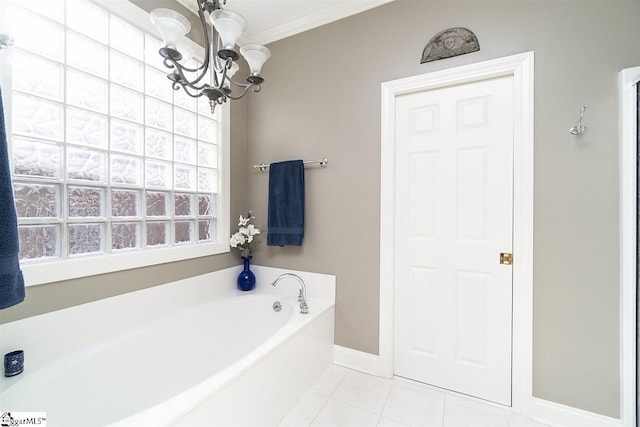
[421,27,480,63]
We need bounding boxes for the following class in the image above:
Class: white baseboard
[532,398,621,427]
[333,345,380,376]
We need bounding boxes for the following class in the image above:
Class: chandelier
[150,0,270,114]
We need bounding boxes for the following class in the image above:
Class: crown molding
[175,0,394,45]
[239,0,393,45]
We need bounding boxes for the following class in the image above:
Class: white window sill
[22,242,230,287]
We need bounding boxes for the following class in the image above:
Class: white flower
[240,224,260,236]
[238,215,250,227]
[247,224,260,236]
[229,232,246,247]
[239,224,260,243]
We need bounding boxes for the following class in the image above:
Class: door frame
[379,52,535,415]
[618,66,640,427]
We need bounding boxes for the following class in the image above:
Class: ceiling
[176,0,394,45]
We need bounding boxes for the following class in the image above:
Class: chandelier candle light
[150,0,270,114]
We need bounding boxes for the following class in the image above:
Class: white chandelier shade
[150,8,191,49]
[240,44,271,77]
[210,9,246,52]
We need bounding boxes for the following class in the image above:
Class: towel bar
[253,157,328,172]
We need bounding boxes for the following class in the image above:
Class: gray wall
[245,0,640,418]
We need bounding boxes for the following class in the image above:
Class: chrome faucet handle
[271,272,309,314]
[299,301,309,314]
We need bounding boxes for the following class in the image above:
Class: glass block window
[2,0,223,264]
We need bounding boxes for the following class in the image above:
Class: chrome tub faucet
[270,273,309,314]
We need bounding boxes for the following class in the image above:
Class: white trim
[619,66,640,427]
[379,52,535,416]
[532,398,621,427]
[174,0,394,46]
[23,242,228,286]
[333,345,380,376]
[237,0,394,45]
[218,101,232,259]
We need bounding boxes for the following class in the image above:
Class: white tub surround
[0,266,336,427]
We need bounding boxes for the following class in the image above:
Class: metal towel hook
[569,106,587,135]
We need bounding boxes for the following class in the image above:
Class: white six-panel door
[393,75,514,406]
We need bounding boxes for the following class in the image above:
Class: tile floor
[279,365,550,427]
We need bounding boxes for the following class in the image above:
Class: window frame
[0,0,231,287]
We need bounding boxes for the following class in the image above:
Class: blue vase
[237,256,256,291]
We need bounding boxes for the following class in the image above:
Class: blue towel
[0,86,25,310]
[267,160,305,246]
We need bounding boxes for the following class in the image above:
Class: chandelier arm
[226,76,253,89]
[225,75,263,91]
[168,53,209,73]
[169,69,212,93]
[171,79,207,98]
[164,56,212,88]
[174,62,206,74]
[224,83,261,100]
[160,50,207,74]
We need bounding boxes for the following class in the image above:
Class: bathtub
[0,266,335,426]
